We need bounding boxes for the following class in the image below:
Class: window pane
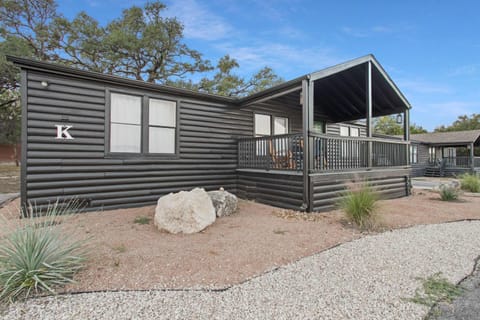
[110,123,141,153]
[111,93,141,125]
[350,127,360,137]
[149,99,176,127]
[149,127,175,154]
[274,117,288,135]
[255,114,271,136]
[339,126,349,136]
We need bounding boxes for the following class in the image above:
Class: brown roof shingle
[411,130,480,145]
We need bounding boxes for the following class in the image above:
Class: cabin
[9,54,412,213]
[410,130,480,177]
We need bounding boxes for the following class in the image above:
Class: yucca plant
[439,185,460,201]
[339,184,378,230]
[0,199,88,303]
[460,173,480,193]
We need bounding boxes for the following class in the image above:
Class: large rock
[154,188,216,234]
[208,188,238,217]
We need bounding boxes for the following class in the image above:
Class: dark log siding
[411,142,430,177]
[310,169,410,212]
[237,170,304,210]
[326,122,367,136]
[24,70,250,210]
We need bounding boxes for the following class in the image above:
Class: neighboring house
[410,130,480,177]
[9,54,412,213]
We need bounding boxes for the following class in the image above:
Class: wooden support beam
[404,109,410,166]
[301,79,311,211]
[471,142,475,173]
[366,61,373,167]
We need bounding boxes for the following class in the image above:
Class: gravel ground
[2,221,480,320]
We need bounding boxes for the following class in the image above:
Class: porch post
[404,108,410,165]
[301,78,313,211]
[366,61,373,167]
[470,142,475,173]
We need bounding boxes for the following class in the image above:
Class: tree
[169,55,283,97]
[0,0,63,61]
[374,115,428,135]
[434,114,480,132]
[410,123,428,134]
[56,2,213,83]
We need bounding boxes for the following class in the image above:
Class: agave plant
[0,199,88,303]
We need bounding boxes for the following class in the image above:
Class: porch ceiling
[312,60,409,123]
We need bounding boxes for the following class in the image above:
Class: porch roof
[411,130,480,146]
[240,54,412,123]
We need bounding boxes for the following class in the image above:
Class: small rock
[208,190,238,217]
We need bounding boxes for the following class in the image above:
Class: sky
[56,0,480,131]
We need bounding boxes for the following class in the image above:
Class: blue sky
[56,0,480,131]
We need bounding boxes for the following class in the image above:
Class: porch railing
[312,134,409,171]
[429,156,480,169]
[238,133,304,171]
[238,133,409,172]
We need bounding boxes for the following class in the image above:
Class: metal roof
[411,130,480,145]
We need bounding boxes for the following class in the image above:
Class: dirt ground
[1,189,480,293]
[0,164,20,194]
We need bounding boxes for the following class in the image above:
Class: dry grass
[0,164,20,194]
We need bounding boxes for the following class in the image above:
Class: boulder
[154,188,216,234]
[208,189,238,217]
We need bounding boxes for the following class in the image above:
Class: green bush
[460,173,480,193]
[339,184,378,230]
[0,200,88,303]
[439,185,460,201]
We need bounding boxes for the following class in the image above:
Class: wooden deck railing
[430,156,480,169]
[238,133,410,172]
[238,133,304,171]
[311,134,409,171]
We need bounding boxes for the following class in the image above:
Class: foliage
[435,114,480,132]
[169,55,284,97]
[408,272,463,307]
[133,216,151,225]
[0,0,282,98]
[55,2,212,83]
[338,184,378,230]
[438,185,459,201]
[374,116,428,135]
[0,200,88,303]
[460,173,480,193]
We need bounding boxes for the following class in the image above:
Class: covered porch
[237,55,412,212]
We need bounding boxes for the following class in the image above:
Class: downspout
[366,61,373,168]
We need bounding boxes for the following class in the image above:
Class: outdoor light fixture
[396,113,403,124]
[40,81,49,88]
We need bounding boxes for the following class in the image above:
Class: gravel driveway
[3,221,480,320]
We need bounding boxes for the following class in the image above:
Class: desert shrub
[338,184,378,230]
[460,173,480,193]
[0,200,88,303]
[438,185,460,201]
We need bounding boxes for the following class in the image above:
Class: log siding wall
[24,70,250,211]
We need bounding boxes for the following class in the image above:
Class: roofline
[7,55,235,104]
[7,55,412,110]
[308,54,412,109]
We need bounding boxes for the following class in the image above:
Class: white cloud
[397,79,452,94]
[165,0,232,41]
[215,41,344,77]
[449,64,479,77]
[342,24,412,38]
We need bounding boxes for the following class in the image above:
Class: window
[109,92,177,155]
[274,117,288,135]
[410,145,418,164]
[110,93,142,153]
[149,98,176,154]
[255,114,271,137]
[350,127,360,137]
[339,126,349,136]
[254,114,289,136]
[313,121,325,133]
